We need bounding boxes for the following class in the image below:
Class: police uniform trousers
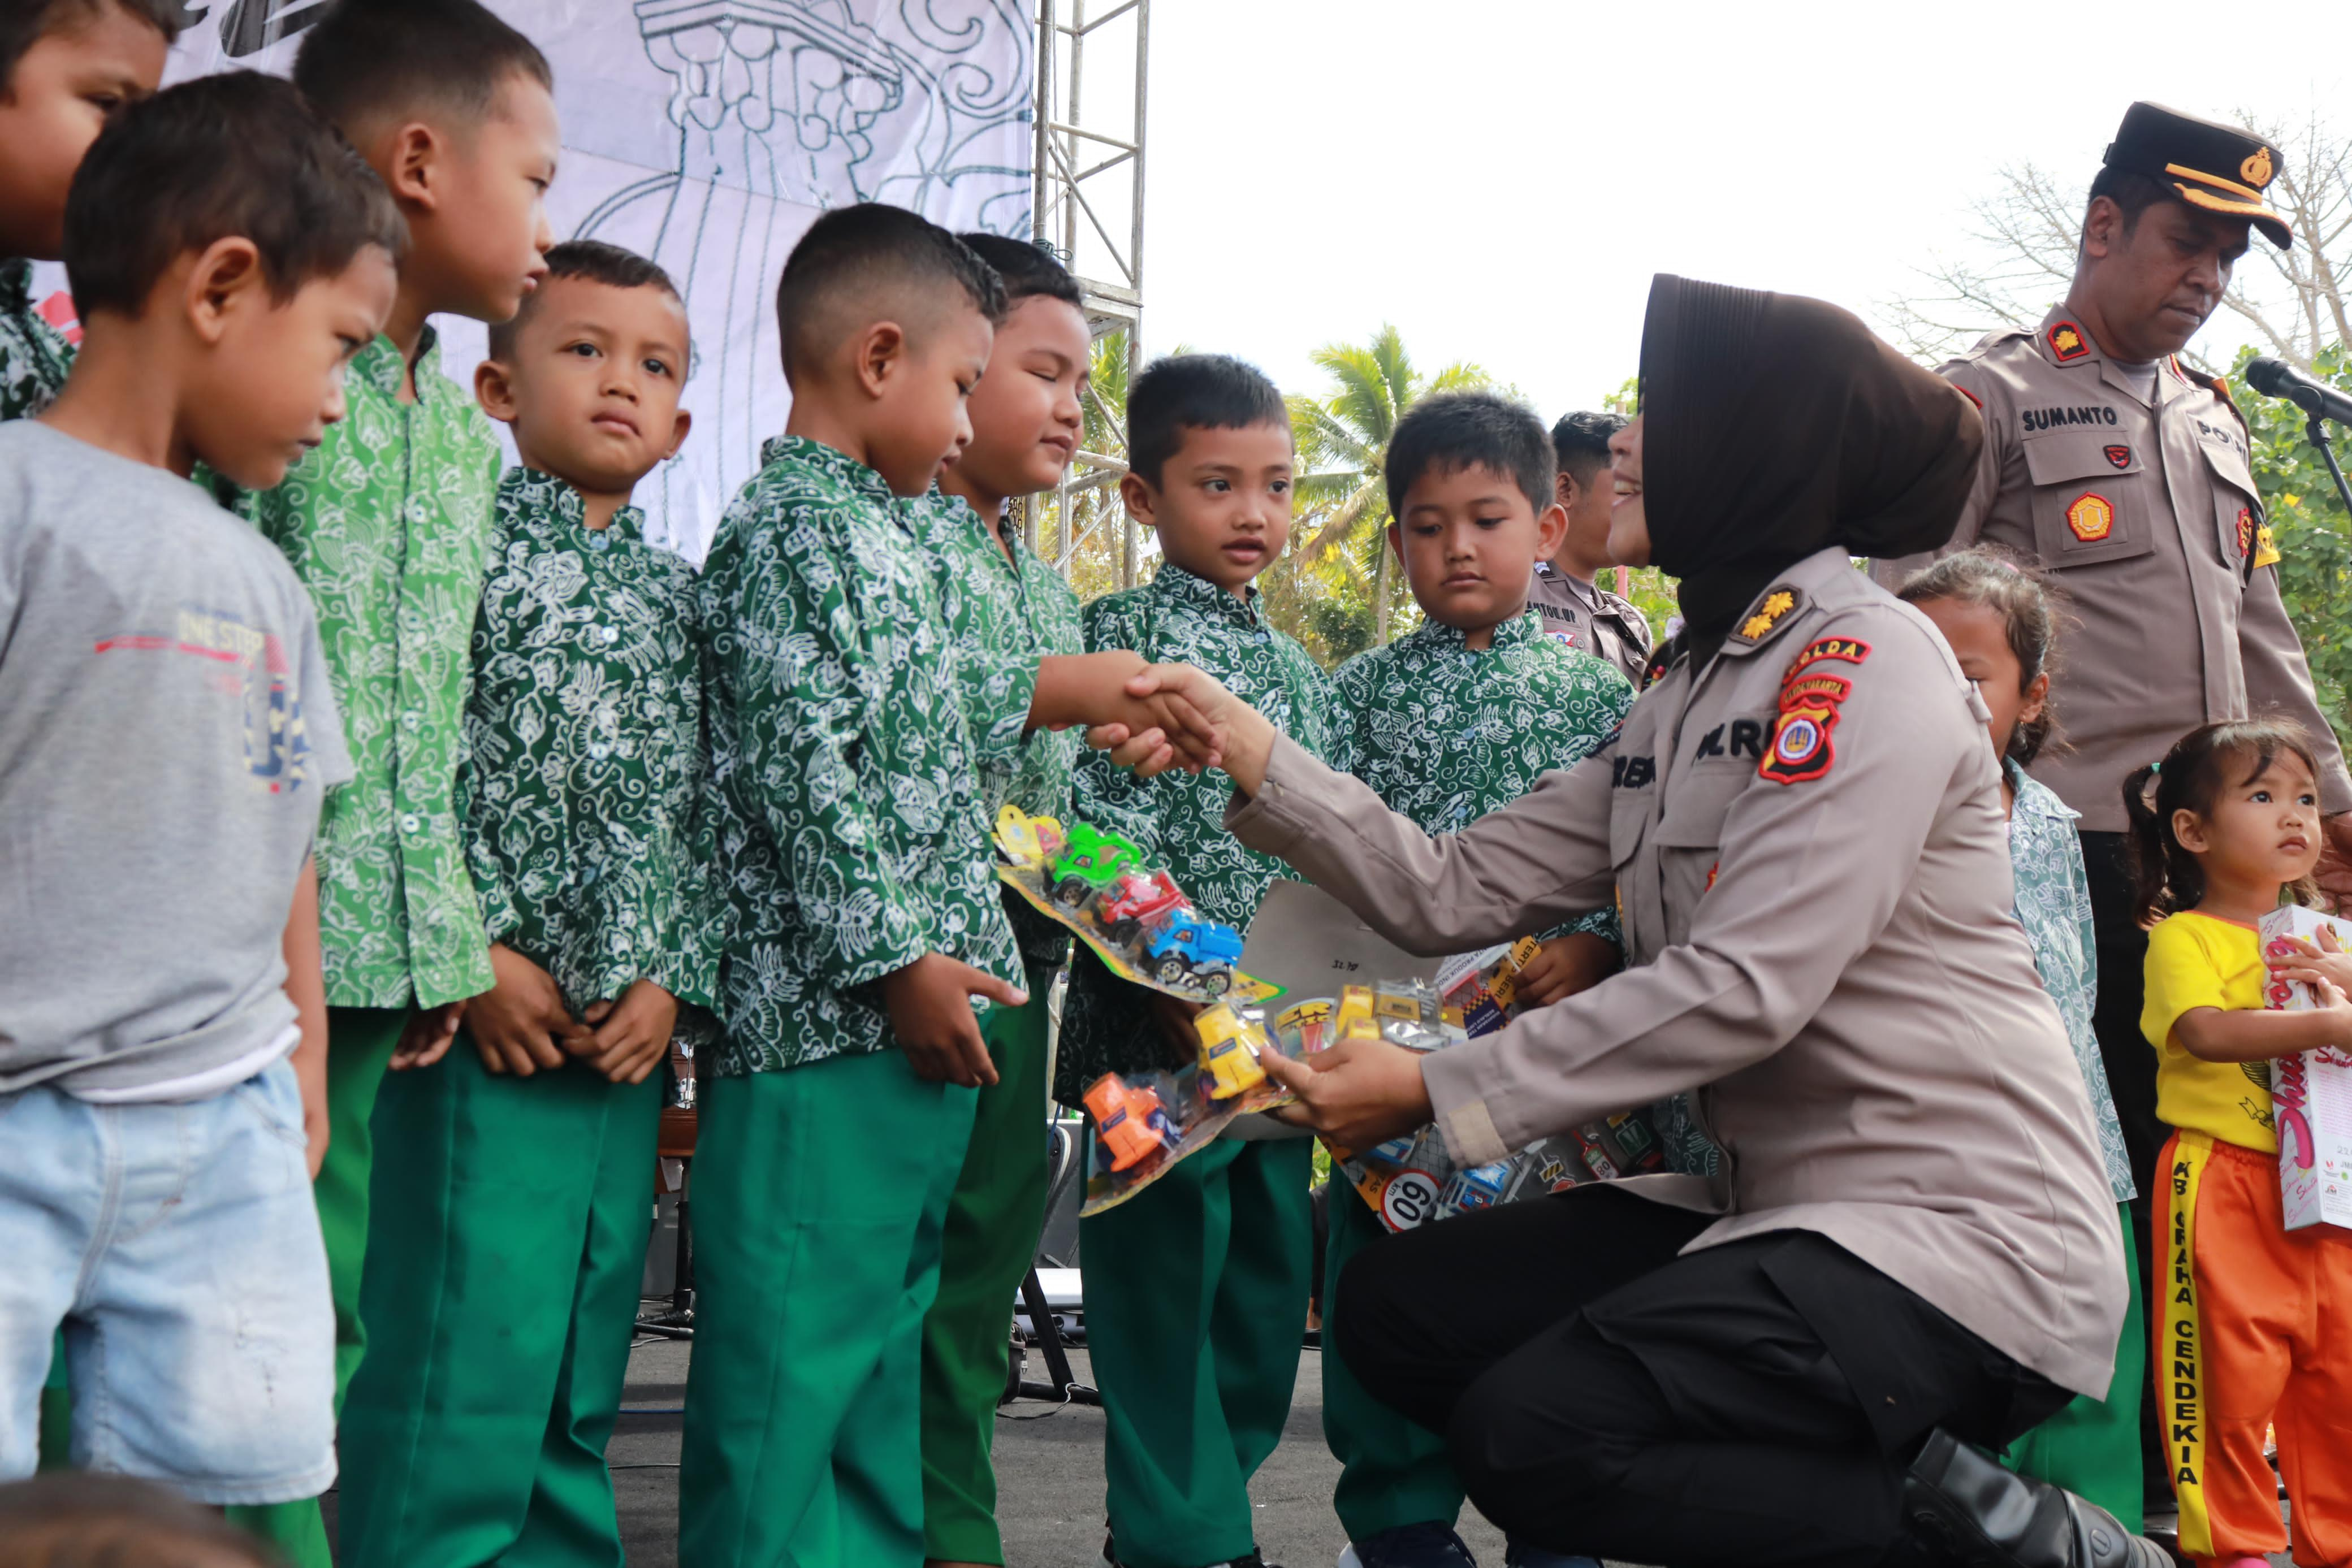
[1080,1134,1314,1568]
[680,1048,976,1568]
[2154,1130,2352,1568]
[335,1031,663,1568]
[1321,1185,1464,1544]
[2001,1202,2146,1531]
[919,965,1058,1565]
[224,1004,408,1568]
[1336,1185,2068,1568]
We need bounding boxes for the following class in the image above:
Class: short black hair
[292,0,551,136]
[957,232,1084,310]
[487,239,682,361]
[1,0,186,92]
[1386,392,1554,518]
[775,202,1005,385]
[2085,167,2180,237]
[1549,409,1625,486]
[64,70,405,319]
[1126,353,1286,488]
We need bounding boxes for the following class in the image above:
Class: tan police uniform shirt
[1528,560,1654,685]
[1871,306,2352,831]
[1227,547,2124,1397]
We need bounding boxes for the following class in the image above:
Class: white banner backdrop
[35,0,1034,558]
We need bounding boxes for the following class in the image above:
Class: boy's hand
[470,944,589,1077]
[2268,924,2352,1001]
[1036,652,1225,773]
[576,980,679,1085]
[1093,665,1279,795]
[880,953,1029,1088]
[391,1000,468,1072]
[295,1031,330,1181]
[1513,934,1620,1010]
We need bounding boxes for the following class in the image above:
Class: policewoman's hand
[1261,1034,1435,1150]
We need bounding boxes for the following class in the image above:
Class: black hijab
[1639,274,1984,668]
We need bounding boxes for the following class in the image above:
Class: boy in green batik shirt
[338,244,719,1568]
[1064,354,1344,1568]
[682,203,1208,1568]
[1323,393,1632,1568]
[222,8,560,1561]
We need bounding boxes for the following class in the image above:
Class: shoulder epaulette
[2185,364,2250,434]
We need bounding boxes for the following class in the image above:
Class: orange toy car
[1084,1073,1171,1171]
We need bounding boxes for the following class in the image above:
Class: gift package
[2257,904,2352,1233]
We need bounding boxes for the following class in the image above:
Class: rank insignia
[1731,587,1800,645]
[2065,492,2115,543]
[2237,508,2255,557]
[1783,636,1871,683]
[1547,629,1577,648]
[2254,524,2281,569]
[2048,321,2090,362]
[2242,146,2274,188]
[1760,700,1840,786]
[2104,444,2132,469]
[1705,861,1719,892]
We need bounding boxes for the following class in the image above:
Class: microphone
[2246,357,2352,426]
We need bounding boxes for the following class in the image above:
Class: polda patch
[1759,700,1841,786]
[1782,636,1871,685]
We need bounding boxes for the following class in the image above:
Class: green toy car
[1049,823,1143,909]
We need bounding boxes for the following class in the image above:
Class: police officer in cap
[1873,102,2352,1516]
[1528,410,1654,683]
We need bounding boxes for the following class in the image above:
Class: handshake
[1039,651,1242,780]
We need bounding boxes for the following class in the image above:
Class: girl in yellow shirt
[2126,718,2352,1568]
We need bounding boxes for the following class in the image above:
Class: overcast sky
[1099,1,2352,419]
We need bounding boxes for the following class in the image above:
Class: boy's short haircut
[292,0,552,135]
[1549,409,1625,486]
[1126,353,1286,488]
[1,0,185,91]
[1385,391,1554,518]
[0,1472,278,1566]
[957,232,1083,310]
[64,70,406,319]
[486,237,683,361]
[775,202,1005,385]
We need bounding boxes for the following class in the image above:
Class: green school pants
[919,976,1056,1564]
[2003,1200,2147,1532]
[1080,1136,1314,1568]
[680,1051,977,1568]
[336,1035,662,1567]
[225,1004,404,1568]
[1322,1183,1464,1543]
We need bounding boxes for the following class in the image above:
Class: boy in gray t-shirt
[0,74,401,1504]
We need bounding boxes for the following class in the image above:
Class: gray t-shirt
[0,421,353,1095]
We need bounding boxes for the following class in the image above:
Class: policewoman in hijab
[1110,276,2150,1568]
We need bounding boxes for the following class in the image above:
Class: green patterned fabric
[1333,610,1631,945]
[0,260,72,422]
[240,332,501,1008]
[1055,564,1342,1105]
[456,467,721,1035]
[699,436,1017,1076]
[905,487,1087,968]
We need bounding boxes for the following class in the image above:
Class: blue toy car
[1139,908,1243,994]
[1438,1160,1511,1219]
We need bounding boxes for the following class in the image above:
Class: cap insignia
[2242,147,2275,188]
[2049,322,2090,362]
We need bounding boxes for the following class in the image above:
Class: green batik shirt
[241,331,501,1008]
[1055,564,1344,1106]
[456,469,721,1046]
[1,260,72,422]
[699,436,1018,1076]
[903,487,1087,971]
[1334,611,1631,948]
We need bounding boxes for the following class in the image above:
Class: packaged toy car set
[2258,904,2352,1233]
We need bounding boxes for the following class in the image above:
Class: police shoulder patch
[1727,586,1803,648]
[2048,320,2090,362]
[2254,524,2282,569]
[1759,700,1841,786]
[1782,636,1871,684]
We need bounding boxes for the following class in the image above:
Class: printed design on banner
[2254,524,2281,569]
[2048,320,2090,362]
[2164,1136,2216,1558]
[2066,492,2116,543]
[2105,444,2133,469]
[2237,508,2255,558]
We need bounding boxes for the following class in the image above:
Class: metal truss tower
[1031,0,1149,586]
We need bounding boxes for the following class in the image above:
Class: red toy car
[1096,868,1188,946]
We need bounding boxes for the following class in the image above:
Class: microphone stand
[2306,409,2352,519]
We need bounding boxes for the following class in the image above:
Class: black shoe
[1102,1537,1283,1568]
[1901,1428,2171,1568]
[1342,1522,1480,1568]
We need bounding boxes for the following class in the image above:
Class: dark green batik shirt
[456,469,721,1043]
[699,436,1019,1076]
[240,331,502,1008]
[1333,610,1631,946]
[1,260,72,422]
[1054,563,1344,1106]
[904,487,1087,971]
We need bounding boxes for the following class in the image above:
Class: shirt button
[399,813,421,834]
[401,711,421,731]
[596,625,620,646]
[588,533,611,552]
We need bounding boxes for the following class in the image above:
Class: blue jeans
[0,1059,336,1503]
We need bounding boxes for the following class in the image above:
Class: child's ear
[2019,671,2051,725]
[854,320,906,400]
[1118,469,1157,528]
[662,406,693,461]
[184,237,266,344]
[1534,500,1569,561]
[1385,521,1404,565]
[382,122,446,214]
[2172,805,2210,855]
[473,358,518,425]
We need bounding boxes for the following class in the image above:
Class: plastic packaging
[2257,904,2352,1232]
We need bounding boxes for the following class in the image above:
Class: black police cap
[2103,102,2291,249]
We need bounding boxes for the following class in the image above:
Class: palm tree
[1290,324,1488,644]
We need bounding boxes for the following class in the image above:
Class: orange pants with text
[2154,1129,2352,1567]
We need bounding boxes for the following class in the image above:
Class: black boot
[1899,1429,2171,1568]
